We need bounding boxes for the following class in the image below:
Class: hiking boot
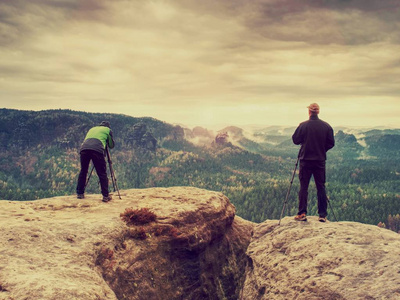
[294,213,307,221]
[102,195,112,202]
[77,194,85,199]
[318,216,327,222]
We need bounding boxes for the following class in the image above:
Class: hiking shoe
[77,194,85,199]
[102,195,112,202]
[318,216,327,222]
[294,213,307,221]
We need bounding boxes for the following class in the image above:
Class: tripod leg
[106,148,122,199]
[278,157,299,225]
[110,168,121,199]
[328,199,338,222]
[85,164,95,188]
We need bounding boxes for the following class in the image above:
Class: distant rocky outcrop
[1,188,400,300]
[335,130,358,144]
[215,127,264,153]
[215,132,230,146]
[219,126,244,140]
[127,123,157,151]
[211,131,243,151]
[169,125,185,141]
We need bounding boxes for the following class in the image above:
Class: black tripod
[278,156,299,225]
[278,153,337,224]
[85,148,121,199]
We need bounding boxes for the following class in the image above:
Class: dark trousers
[298,160,328,217]
[76,150,109,197]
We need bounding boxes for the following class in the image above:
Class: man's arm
[107,130,115,149]
[292,124,304,145]
[325,127,335,151]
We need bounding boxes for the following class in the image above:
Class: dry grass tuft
[120,208,157,226]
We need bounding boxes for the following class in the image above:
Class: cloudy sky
[1,0,399,129]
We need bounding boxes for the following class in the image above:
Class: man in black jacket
[292,103,335,222]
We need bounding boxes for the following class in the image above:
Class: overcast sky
[1,0,399,129]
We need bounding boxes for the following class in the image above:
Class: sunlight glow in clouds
[1,0,399,129]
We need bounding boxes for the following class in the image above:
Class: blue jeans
[76,150,109,197]
[298,160,328,217]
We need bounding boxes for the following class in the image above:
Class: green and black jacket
[80,125,115,154]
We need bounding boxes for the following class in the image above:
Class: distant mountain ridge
[206,123,400,160]
[0,108,180,151]
[1,108,399,156]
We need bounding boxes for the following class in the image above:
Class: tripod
[85,148,121,199]
[278,156,299,225]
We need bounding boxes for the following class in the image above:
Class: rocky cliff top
[242,216,400,300]
[1,188,400,300]
[0,187,252,300]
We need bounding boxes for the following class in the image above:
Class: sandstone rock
[2,188,400,300]
[127,123,157,151]
[170,125,185,141]
[0,187,253,300]
[241,216,400,300]
[215,132,229,146]
[218,126,244,140]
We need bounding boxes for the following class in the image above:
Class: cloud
[242,1,400,45]
[173,0,400,45]
[0,0,399,127]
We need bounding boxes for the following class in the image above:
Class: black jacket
[292,115,335,161]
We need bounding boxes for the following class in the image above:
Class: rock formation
[127,123,157,151]
[1,188,400,300]
[168,125,185,141]
[242,217,400,300]
[0,187,253,300]
[215,132,229,146]
[218,126,244,140]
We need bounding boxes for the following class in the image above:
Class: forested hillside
[1,108,400,230]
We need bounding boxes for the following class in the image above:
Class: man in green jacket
[76,121,115,202]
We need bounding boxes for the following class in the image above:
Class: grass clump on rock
[120,207,157,226]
